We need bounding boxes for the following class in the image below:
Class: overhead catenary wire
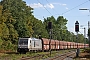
[36,0,90,18]
[45,0,60,15]
[37,0,90,17]
[62,0,90,15]
[36,0,89,36]
[37,0,53,16]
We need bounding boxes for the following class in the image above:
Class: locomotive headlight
[18,45,22,48]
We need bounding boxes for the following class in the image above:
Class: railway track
[20,49,76,60]
[45,50,76,60]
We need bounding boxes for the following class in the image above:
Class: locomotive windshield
[19,39,28,45]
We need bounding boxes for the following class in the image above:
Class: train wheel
[22,52,26,54]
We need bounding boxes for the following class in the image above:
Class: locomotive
[17,38,42,53]
[17,37,89,53]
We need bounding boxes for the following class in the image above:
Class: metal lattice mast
[88,21,90,47]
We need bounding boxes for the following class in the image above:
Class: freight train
[17,37,89,53]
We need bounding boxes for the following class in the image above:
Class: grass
[74,48,90,60]
[0,49,74,60]
[0,53,27,60]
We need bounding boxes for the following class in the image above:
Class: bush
[0,38,3,46]
[0,38,3,50]
[84,48,90,53]
[1,40,17,51]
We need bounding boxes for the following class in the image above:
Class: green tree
[0,0,34,38]
[0,5,10,40]
[43,16,68,40]
[43,16,56,39]
[55,16,68,40]
[32,18,48,38]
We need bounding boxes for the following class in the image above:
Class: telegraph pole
[75,21,80,57]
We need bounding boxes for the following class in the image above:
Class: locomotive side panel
[28,38,42,51]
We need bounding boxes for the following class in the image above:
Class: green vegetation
[74,48,90,60]
[0,50,71,60]
[0,0,88,51]
[82,48,90,53]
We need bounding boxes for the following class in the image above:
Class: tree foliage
[0,0,87,51]
[43,16,68,40]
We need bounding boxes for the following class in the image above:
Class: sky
[23,0,90,37]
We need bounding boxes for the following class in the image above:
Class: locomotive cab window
[19,39,28,45]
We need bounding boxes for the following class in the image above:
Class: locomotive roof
[19,37,40,40]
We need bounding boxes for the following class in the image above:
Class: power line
[37,0,53,16]
[45,0,60,15]
[62,0,90,15]
[36,0,90,17]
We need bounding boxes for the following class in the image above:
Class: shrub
[85,48,90,53]
[1,40,17,51]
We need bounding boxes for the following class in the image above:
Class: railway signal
[48,22,52,56]
[75,21,80,57]
[48,22,52,29]
[75,21,79,32]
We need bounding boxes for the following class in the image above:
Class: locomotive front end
[17,38,29,53]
